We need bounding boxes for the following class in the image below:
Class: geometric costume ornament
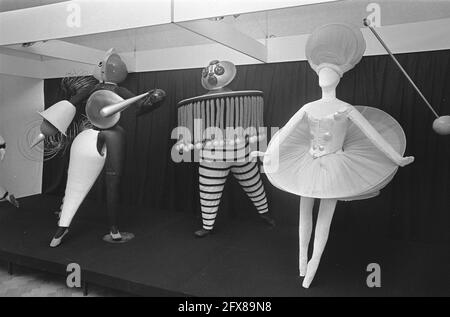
[177,90,265,151]
[50,48,166,247]
[177,60,272,235]
[31,100,76,148]
[58,129,106,227]
[177,60,266,152]
[37,100,76,136]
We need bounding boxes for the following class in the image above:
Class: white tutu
[263,106,406,201]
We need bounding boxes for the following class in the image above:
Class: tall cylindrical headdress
[306,23,366,77]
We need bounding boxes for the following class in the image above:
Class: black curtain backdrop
[43,50,450,244]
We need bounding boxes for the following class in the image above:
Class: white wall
[0,74,44,198]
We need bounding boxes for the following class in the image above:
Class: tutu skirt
[263,106,406,200]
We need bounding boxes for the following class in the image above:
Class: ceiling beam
[172,0,341,22]
[0,52,44,79]
[0,0,172,46]
[175,20,267,63]
[6,40,106,65]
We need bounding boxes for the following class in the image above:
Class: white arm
[347,106,414,167]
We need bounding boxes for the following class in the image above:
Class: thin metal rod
[363,19,439,118]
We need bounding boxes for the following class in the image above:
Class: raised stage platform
[0,195,448,296]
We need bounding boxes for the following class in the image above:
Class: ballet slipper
[302,257,321,288]
[50,227,69,248]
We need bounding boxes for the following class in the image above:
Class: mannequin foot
[50,227,69,248]
[299,256,308,277]
[194,228,213,238]
[110,226,122,241]
[7,194,19,208]
[302,258,320,288]
[259,212,275,227]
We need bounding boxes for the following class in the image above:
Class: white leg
[302,198,337,288]
[299,196,314,277]
[58,130,105,227]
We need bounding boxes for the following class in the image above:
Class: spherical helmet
[93,48,128,84]
[201,60,237,90]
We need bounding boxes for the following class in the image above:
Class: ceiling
[233,0,450,38]
[1,0,450,78]
[2,0,450,53]
[57,0,450,53]
[64,23,214,52]
[0,0,66,12]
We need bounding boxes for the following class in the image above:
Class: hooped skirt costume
[263,105,406,201]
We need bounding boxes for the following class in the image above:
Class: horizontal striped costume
[177,91,270,231]
[199,141,269,230]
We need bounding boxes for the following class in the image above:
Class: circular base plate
[102,232,135,244]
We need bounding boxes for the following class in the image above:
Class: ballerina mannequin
[0,135,19,208]
[260,24,414,288]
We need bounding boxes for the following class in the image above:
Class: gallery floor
[0,260,128,297]
[0,195,448,297]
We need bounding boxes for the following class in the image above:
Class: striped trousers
[199,160,269,230]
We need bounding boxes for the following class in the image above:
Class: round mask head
[318,66,341,88]
[201,60,236,91]
[93,49,128,84]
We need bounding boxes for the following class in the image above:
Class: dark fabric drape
[43,50,450,244]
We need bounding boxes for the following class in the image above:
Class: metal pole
[363,19,439,118]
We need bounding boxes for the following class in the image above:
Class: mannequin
[49,89,165,247]
[260,24,414,288]
[0,135,19,208]
[31,49,165,247]
[177,60,275,237]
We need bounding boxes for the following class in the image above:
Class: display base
[0,195,448,296]
[103,232,135,244]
